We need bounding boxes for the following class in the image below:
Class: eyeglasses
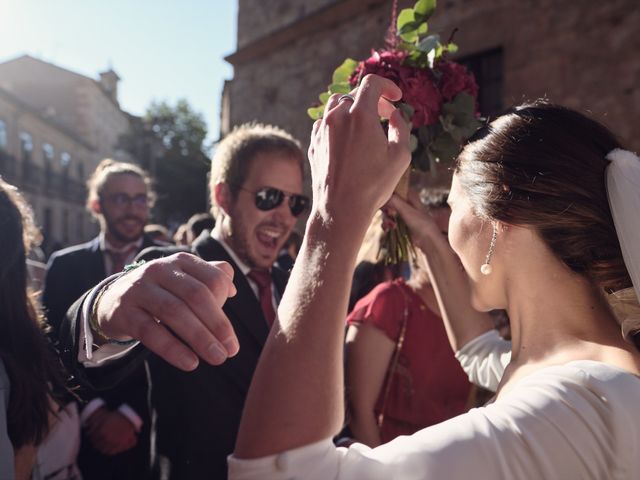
[240,187,310,217]
[101,193,149,209]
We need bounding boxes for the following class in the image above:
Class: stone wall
[225,0,640,153]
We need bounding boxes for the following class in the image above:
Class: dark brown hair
[0,179,65,448]
[455,100,631,293]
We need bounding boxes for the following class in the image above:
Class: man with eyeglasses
[44,159,160,480]
[59,124,308,479]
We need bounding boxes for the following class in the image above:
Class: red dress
[347,278,471,443]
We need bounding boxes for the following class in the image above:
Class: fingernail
[207,342,228,364]
[179,356,198,371]
[222,336,239,357]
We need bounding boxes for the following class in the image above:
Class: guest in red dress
[345,189,472,446]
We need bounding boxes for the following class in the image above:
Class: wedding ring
[338,94,355,104]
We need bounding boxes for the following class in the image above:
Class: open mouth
[256,226,284,250]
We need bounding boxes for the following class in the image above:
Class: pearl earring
[480,223,498,275]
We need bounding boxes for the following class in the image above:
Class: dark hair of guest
[455,100,631,293]
[0,179,64,448]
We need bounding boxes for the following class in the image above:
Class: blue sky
[0,0,237,144]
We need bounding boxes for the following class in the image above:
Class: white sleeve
[228,365,618,480]
[454,329,512,391]
[78,275,140,367]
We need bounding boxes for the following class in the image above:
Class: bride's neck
[505,262,619,365]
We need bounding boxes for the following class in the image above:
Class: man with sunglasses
[44,159,161,479]
[59,124,307,479]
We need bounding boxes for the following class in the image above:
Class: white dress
[228,331,640,479]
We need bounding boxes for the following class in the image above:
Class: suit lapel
[192,236,269,346]
[87,236,107,284]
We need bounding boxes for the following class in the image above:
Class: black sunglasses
[239,187,310,217]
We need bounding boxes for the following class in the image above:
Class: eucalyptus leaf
[307,107,324,121]
[430,131,460,164]
[328,82,352,94]
[409,133,419,153]
[414,0,436,19]
[398,102,415,123]
[332,58,358,84]
[417,34,440,53]
[397,8,416,32]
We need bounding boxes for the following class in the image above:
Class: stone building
[222,0,640,155]
[0,55,138,252]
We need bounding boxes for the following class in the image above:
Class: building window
[0,120,7,150]
[20,132,33,162]
[460,48,504,119]
[43,143,54,186]
[60,152,71,187]
[20,132,33,181]
[60,152,71,167]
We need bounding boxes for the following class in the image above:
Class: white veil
[605,148,640,341]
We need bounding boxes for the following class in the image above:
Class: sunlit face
[225,153,303,270]
[447,174,503,311]
[97,173,149,245]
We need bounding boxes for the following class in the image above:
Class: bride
[229,74,640,479]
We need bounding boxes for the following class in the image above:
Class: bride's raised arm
[234,74,410,458]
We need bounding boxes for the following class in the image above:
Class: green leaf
[319,92,330,104]
[398,102,415,123]
[307,106,324,120]
[446,42,458,54]
[331,58,358,84]
[412,146,430,171]
[409,134,419,153]
[429,131,461,164]
[417,34,440,53]
[328,82,352,94]
[397,8,416,33]
[414,0,436,19]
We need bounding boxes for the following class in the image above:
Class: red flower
[398,67,442,128]
[436,60,478,102]
[351,49,442,128]
[350,49,407,86]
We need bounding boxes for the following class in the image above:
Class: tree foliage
[145,99,211,224]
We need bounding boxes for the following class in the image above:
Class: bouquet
[308,0,481,264]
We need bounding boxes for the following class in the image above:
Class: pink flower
[436,60,478,102]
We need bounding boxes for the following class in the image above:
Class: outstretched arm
[387,195,494,351]
[234,74,410,458]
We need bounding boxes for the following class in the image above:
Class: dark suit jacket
[44,234,159,479]
[60,233,288,480]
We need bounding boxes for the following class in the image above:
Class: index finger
[352,74,402,115]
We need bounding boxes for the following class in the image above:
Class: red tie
[247,269,276,327]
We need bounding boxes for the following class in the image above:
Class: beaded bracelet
[89,260,146,346]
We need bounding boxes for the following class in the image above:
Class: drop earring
[480,223,498,275]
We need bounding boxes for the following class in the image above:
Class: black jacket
[44,234,159,480]
[59,233,288,480]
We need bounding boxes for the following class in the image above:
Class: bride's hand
[386,193,447,251]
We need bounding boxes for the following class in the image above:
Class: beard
[104,214,146,244]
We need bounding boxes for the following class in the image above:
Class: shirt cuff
[228,438,340,480]
[78,275,141,367]
[80,398,106,424]
[117,404,143,432]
